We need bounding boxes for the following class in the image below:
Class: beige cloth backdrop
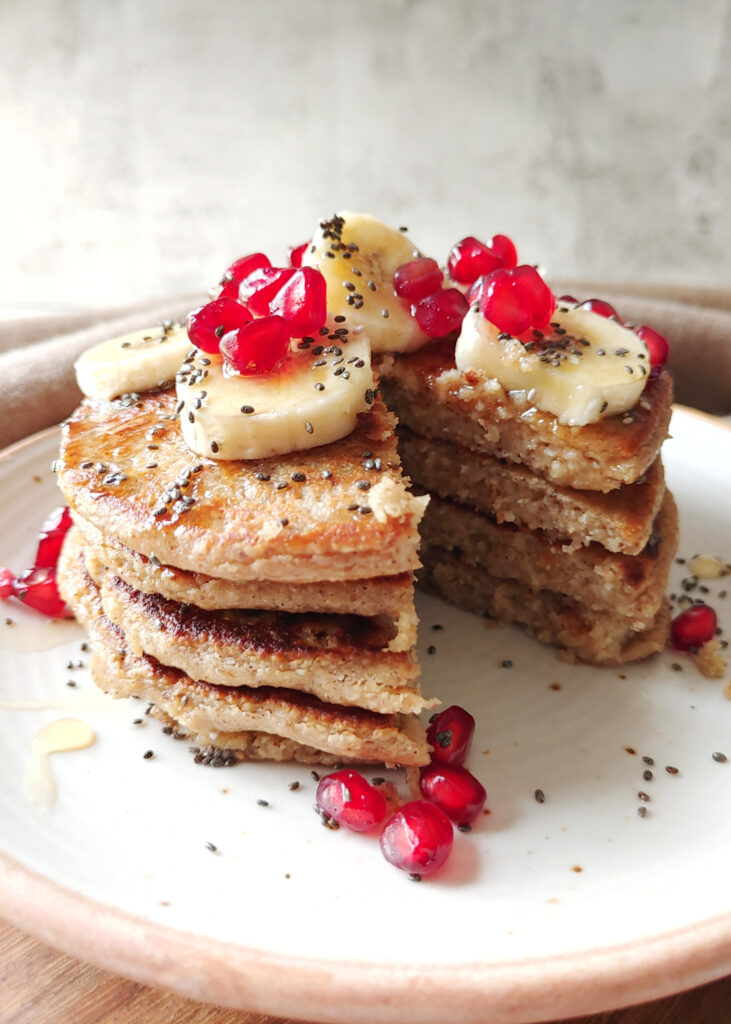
[1,284,730,451]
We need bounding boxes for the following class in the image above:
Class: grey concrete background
[1,0,729,310]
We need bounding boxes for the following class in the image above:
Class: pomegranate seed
[488,234,518,269]
[427,705,475,766]
[447,236,503,285]
[14,567,71,618]
[393,258,443,303]
[0,567,14,599]
[480,265,555,335]
[289,242,308,268]
[187,299,254,355]
[35,506,73,569]
[316,770,387,832]
[671,604,717,651]
[239,266,296,315]
[414,288,469,337]
[380,801,453,876]
[419,764,487,825]
[636,325,669,375]
[558,294,578,304]
[217,253,270,300]
[269,267,327,337]
[579,298,623,323]
[220,315,290,375]
[466,277,486,306]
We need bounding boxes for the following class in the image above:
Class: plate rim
[1,409,731,1023]
[2,845,730,1023]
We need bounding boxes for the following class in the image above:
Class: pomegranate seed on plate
[579,298,623,323]
[488,234,518,269]
[419,764,487,825]
[0,567,14,599]
[393,258,443,303]
[316,769,387,832]
[414,288,469,337]
[269,267,327,337]
[14,567,71,618]
[187,298,254,355]
[217,253,270,300]
[480,265,555,335]
[35,506,73,569]
[558,294,578,304]
[288,242,308,268]
[220,315,290,375]
[671,604,717,651]
[427,705,475,766]
[447,236,503,285]
[239,266,296,315]
[380,800,453,876]
[635,325,669,374]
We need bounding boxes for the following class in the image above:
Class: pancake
[57,389,428,583]
[419,547,673,667]
[59,539,429,767]
[419,490,678,628]
[378,340,673,492]
[62,527,431,716]
[75,514,417,652]
[397,428,666,555]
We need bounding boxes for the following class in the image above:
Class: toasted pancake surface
[57,389,427,582]
[75,514,417,651]
[58,537,429,766]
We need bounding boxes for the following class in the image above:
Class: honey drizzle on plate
[22,718,95,809]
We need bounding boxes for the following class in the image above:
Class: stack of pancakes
[56,388,433,766]
[379,340,678,665]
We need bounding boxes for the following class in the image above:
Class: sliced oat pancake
[419,547,673,667]
[378,341,673,492]
[397,428,666,555]
[57,389,427,583]
[419,490,678,628]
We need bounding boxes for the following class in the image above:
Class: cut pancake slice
[75,515,417,652]
[419,547,673,666]
[57,388,428,583]
[419,490,678,629]
[378,340,673,492]
[59,540,430,767]
[398,428,666,555]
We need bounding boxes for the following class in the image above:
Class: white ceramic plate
[0,409,730,1024]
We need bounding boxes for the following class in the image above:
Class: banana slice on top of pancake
[176,333,376,461]
[302,212,432,354]
[455,303,651,426]
[75,324,191,401]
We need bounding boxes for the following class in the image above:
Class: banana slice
[455,304,650,426]
[176,332,376,460]
[75,324,191,401]
[302,212,430,354]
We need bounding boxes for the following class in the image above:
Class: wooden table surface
[1,918,729,1024]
